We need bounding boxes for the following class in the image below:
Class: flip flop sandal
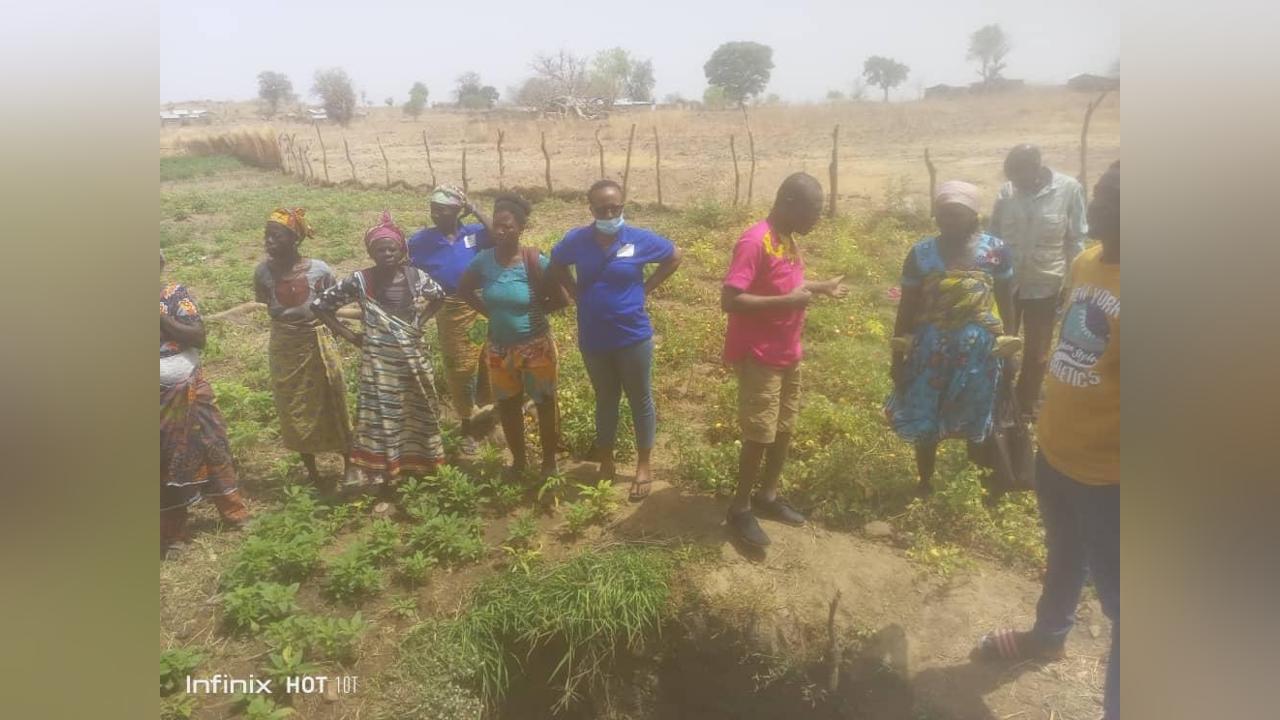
[973,629,1065,662]
[628,478,652,502]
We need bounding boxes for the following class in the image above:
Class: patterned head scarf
[934,181,981,214]
[267,207,314,240]
[429,184,467,208]
[364,210,406,253]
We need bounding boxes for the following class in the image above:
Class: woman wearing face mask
[312,211,447,488]
[548,179,683,501]
[457,193,565,479]
[885,181,1019,496]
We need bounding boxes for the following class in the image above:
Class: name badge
[617,243,635,258]
[463,234,476,248]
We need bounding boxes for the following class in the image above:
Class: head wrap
[429,184,467,208]
[364,210,406,253]
[267,207,314,240]
[934,181,981,214]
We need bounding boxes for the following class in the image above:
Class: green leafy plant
[263,646,320,695]
[236,694,295,719]
[160,647,205,695]
[427,465,484,516]
[324,549,383,602]
[406,512,486,566]
[388,595,420,621]
[504,510,538,549]
[363,518,401,565]
[397,550,437,587]
[500,544,542,575]
[484,479,524,514]
[312,612,368,664]
[536,473,569,508]
[263,614,317,653]
[222,582,300,633]
[160,693,199,719]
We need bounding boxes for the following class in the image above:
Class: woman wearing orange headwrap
[312,211,448,487]
[253,208,353,491]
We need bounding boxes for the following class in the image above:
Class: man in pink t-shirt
[720,172,847,548]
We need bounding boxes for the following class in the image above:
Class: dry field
[162,87,1119,209]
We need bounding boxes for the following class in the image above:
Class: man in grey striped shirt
[989,144,1088,419]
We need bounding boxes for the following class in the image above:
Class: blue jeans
[1032,452,1120,719]
[581,338,656,451]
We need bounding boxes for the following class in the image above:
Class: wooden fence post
[595,126,605,179]
[653,126,663,207]
[541,131,553,193]
[375,134,390,188]
[302,142,315,183]
[741,106,756,205]
[496,129,506,190]
[730,134,741,207]
[1078,89,1112,200]
[924,147,937,217]
[421,130,437,188]
[277,133,289,174]
[461,144,469,196]
[621,123,636,203]
[344,137,357,183]
[313,122,330,183]
[827,124,839,218]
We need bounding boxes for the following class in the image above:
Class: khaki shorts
[736,358,801,445]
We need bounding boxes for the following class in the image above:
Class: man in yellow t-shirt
[974,161,1120,720]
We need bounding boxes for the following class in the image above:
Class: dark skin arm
[462,201,492,234]
[455,267,489,318]
[161,313,206,349]
[643,247,684,294]
[547,261,578,303]
[721,285,812,313]
[890,284,922,385]
[312,305,363,347]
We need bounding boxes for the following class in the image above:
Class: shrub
[407,512,486,566]
[504,510,538,549]
[324,549,383,602]
[396,551,437,587]
[160,647,204,695]
[222,582,300,633]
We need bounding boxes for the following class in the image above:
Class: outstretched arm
[721,285,810,313]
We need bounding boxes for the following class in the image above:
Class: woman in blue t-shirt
[406,185,493,456]
[548,180,683,500]
[457,193,562,479]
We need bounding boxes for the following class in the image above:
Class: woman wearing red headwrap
[312,211,448,487]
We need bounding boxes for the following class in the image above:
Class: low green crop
[222,582,300,633]
[160,647,204,696]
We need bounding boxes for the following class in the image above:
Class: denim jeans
[1032,452,1120,719]
[581,338,656,451]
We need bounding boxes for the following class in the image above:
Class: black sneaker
[726,509,771,547]
[751,493,806,526]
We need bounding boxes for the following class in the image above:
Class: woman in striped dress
[312,211,447,486]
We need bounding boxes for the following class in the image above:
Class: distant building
[969,78,1025,93]
[924,84,965,99]
[1067,74,1120,92]
[160,108,211,126]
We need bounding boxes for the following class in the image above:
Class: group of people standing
[161,146,1118,719]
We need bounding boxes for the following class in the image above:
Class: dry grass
[162,88,1119,210]
[180,127,283,170]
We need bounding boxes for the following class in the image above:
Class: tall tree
[532,50,592,100]
[703,41,774,108]
[312,68,357,126]
[591,48,631,104]
[454,72,499,109]
[862,56,910,102]
[626,59,656,102]
[257,71,294,116]
[404,82,429,118]
[967,24,1011,87]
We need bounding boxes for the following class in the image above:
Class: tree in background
[703,41,774,108]
[455,72,499,109]
[626,59,656,102]
[533,50,592,100]
[662,92,685,105]
[384,97,393,107]
[312,68,357,126]
[968,24,1011,87]
[826,90,846,103]
[404,82,429,118]
[863,56,910,102]
[257,71,294,116]
[701,85,730,110]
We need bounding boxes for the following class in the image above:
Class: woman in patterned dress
[311,211,447,487]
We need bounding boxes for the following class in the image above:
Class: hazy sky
[160,0,1118,104]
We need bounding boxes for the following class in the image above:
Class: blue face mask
[595,215,625,235]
